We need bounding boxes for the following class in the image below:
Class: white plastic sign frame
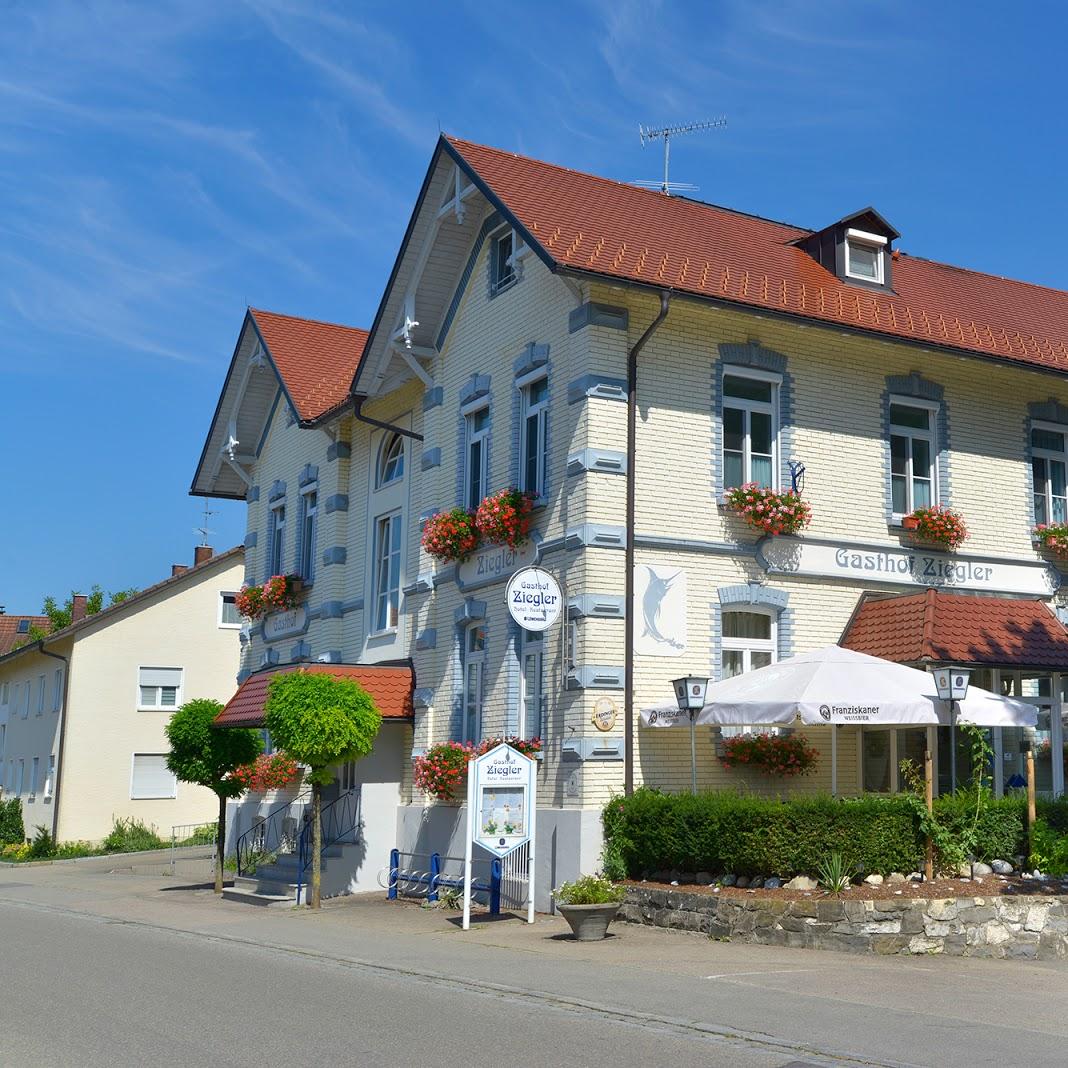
[462,743,537,930]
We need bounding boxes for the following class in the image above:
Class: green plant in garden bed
[102,817,165,854]
[1030,818,1068,876]
[0,797,24,845]
[816,851,851,894]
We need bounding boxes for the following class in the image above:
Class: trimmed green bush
[603,788,1040,879]
[0,798,24,845]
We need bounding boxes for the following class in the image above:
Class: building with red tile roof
[194,133,1068,903]
[0,615,49,657]
[842,589,1068,670]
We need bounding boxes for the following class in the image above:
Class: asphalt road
[3,858,1068,1067]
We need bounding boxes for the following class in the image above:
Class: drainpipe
[351,395,424,442]
[624,290,671,795]
[36,643,70,840]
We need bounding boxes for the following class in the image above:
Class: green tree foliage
[15,585,140,647]
[264,671,382,907]
[166,698,262,893]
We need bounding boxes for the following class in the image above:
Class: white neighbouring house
[0,546,244,844]
[193,135,1068,908]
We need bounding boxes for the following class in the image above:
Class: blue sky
[2,1,1066,612]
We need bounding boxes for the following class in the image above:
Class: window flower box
[414,736,542,802]
[1033,523,1068,559]
[235,575,302,620]
[475,488,535,549]
[718,732,818,777]
[230,752,300,793]
[421,508,479,564]
[723,483,811,536]
[903,505,968,551]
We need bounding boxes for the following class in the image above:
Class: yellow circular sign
[592,697,618,732]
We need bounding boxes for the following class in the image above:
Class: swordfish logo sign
[634,565,687,657]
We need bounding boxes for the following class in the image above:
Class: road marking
[705,968,817,980]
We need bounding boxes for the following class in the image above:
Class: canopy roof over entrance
[640,645,1038,728]
[841,589,1068,670]
[214,663,414,728]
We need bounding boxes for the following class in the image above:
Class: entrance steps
[222,842,363,906]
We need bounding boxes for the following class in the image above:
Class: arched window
[377,432,405,488]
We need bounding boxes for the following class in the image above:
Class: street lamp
[932,667,971,793]
[672,675,709,795]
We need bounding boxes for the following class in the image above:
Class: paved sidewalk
[3,858,1068,1066]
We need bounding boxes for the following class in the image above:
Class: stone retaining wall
[620,887,1068,959]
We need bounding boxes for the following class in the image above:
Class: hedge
[0,798,23,845]
[601,789,1063,879]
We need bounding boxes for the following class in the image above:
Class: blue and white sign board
[462,743,537,930]
[505,567,562,632]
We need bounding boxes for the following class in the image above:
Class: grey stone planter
[557,902,621,941]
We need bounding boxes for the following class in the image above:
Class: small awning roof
[841,589,1068,670]
[214,664,414,728]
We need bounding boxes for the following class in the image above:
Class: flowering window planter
[1033,523,1068,560]
[723,483,811,536]
[230,752,300,793]
[421,508,479,564]
[903,506,968,551]
[235,575,302,620]
[718,732,818,777]
[414,736,542,802]
[475,488,535,549]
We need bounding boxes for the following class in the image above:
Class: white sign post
[462,743,537,930]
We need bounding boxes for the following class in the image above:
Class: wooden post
[924,749,934,883]
[1027,748,1037,831]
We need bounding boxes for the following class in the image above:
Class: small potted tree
[553,874,625,941]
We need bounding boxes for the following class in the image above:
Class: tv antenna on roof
[636,117,727,195]
[195,502,217,547]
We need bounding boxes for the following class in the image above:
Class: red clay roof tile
[446,137,1068,372]
[249,309,368,424]
[214,663,414,728]
[841,590,1068,669]
[0,616,50,656]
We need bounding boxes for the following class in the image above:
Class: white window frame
[858,726,935,794]
[377,433,405,488]
[720,608,778,738]
[44,755,55,800]
[29,756,38,801]
[129,753,178,800]
[372,511,402,635]
[137,667,184,711]
[518,370,549,499]
[519,630,544,739]
[268,498,286,577]
[463,622,486,742]
[490,228,517,294]
[51,668,62,712]
[462,400,490,511]
[845,227,887,284]
[16,758,24,797]
[19,682,28,720]
[889,395,940,519]
[218,592,242,629]
[1032,420,1068,528]
[298,483,318,584]
[722,367,781,490]
[36,674,45,716]
[0,681,8,707]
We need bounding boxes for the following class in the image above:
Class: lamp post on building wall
[672,676,709,795]
[933,666,971,793]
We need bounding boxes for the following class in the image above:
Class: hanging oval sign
[505,567,562,631]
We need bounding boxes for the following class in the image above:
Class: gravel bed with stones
[626,873,1068,902]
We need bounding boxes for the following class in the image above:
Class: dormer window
[794,208,898,291]
[845,228,887,284]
